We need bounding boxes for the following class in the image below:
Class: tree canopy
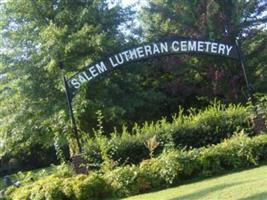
[140,0,267,102]
[0,0,131,159]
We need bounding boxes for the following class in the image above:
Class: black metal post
[63,75,82,153]
[235,39,254,100]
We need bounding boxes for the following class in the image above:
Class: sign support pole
[235,39,254,101]
[63,75,82,154]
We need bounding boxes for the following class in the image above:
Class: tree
[0,0,131,161]
[139,0,267,103]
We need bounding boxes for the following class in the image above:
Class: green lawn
[123,165,267,200]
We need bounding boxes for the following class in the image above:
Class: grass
[0,164,58,190]
[123,165,267,200]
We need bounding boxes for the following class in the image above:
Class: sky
[1,0,141,5]
[121,0,137,6]
[118,0,148,9]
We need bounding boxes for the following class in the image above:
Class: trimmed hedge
[85,103,252,165]
[5,133,267,200]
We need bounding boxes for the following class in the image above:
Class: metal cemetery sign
[64,36,247,154]
[67,37,239,100]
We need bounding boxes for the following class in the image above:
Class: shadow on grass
[115,164,267,200]
[238,192,267,200]
[179,163,267,187]
[168,179,260,200]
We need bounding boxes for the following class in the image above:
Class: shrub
[107,133,150,164]
[104,165,140,197]
[72,173,112,200]
[139,152,180,188]
[84,102,252,165]
[5,176,67,200]
[6,132,267,200]
[87,132,267,196]
[5,173,112,200]
[197,133,267,175]
[171,103,252,148]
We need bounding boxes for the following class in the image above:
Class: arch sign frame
[63,36,249,153]
[66,37,243,101]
